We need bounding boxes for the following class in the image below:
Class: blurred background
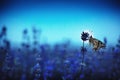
[0,0,120,80]
[0,0,120,45]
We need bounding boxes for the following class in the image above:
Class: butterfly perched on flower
[89,36,106,51]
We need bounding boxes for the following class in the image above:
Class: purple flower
[2,26,7,34]
[23,29,28,35]
[81,32,89,41]
[104,37,107,45]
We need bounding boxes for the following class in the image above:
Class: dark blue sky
[0,0,120,45]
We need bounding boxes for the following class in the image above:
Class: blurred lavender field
[0,26,120,80]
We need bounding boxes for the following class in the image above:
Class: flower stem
[81,41,85,71]
[82,41,84,63]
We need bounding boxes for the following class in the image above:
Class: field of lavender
[0,26,120,80]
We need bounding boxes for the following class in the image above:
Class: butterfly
[89,36,106,51]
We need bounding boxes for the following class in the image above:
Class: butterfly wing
[93,40,99,51]
[93,40,105,51]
